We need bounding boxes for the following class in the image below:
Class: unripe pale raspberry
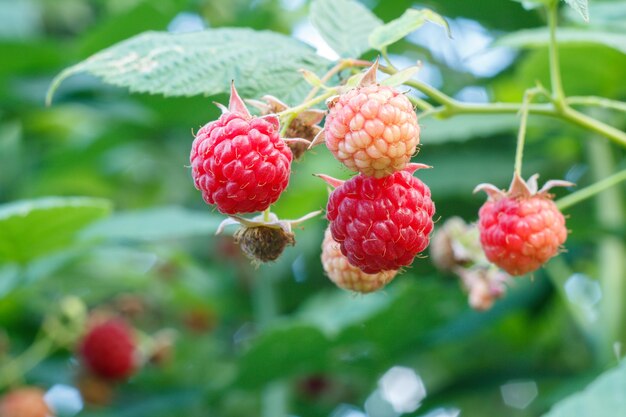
[190,84,292,215]
[79,318,137,381]
[0,387,52,417]
[325,84,419,178]
[475,173,571,276]
[321,227,397,293]
[324,163,435,274]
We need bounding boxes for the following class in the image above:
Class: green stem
[587,139,626,365]
[556,168,626,211]
[547,1,566,108]
[408,95,434,112]
[420,101,626,148]
[277,89,337,119]
[567,96,626,112]
[0,336,54,388]
[263,207,271,223]
[561,106,626,148]
[514,90,538,176]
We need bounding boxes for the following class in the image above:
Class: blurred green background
[0,0,625,416]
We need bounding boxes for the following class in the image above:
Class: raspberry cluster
[319,61,435,292]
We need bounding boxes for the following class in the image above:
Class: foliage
[1,0,625,416]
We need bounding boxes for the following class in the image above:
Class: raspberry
[190,83,292,214]
[324,63,419,178]
[475,173,572,276]
[321,227,397,293]
[0,387,51,417]
[79,318,137,381]
[323,163,435,274]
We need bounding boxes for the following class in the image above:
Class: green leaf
[420,114,520,144]
[80,206,222,242]
[369,8,451,52]
[297,290,393,337]
[0,197,112,264]
[235,324,332,388]
[47,29,330,105]
[497,28,626,55]
[310,0,382,58]
[380,66,420,87]
[563,0,589,22]
[542,359,626,416]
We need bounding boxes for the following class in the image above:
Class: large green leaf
[369,8,451,51]
[497,28,626,55]
[310,0,382,58]
[0,197,112,264]
[80,206,222,242]
[542,359,626,416]
[47,29,330,105]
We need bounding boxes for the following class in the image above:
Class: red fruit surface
[190,112,292,215]
[79,319,136,381]
[478,196,567,276]
[326,166,435,273]
[325,84,419,178]
[321,227,397,293]
[0,387,51,417]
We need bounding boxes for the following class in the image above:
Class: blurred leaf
[78,1,180,56]
[81,206,222,242]
[0,197,112,264]
[47,29,330,105]
[497,28,626,55]
[310,0,382,58]
[420,114,519,144]
[564,1,626,30]
[563,0,589,22]
[297,290,393,337]
[0,0,41,39]
[509,45,626,98]
[369,8,451,51]
[236,324,332,388]
[380,66,420,86]
[542,359,626,416]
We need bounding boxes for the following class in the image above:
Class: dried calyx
[217,211,321,264]
[247,95,324,160]
[474,172,574,200]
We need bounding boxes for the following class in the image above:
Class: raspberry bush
[2,0,626,416]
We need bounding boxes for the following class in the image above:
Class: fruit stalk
[588,139,626,364]
[0,336,54,388]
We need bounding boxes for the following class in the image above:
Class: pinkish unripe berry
[325,84,419,178]
[321,227,397,293]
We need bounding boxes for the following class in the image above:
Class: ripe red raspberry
[321,227,397,293]
[324,63,419,178]
[0,387,52,417]
[190,83,292,214]
[475,173,572,276]
[79,318,137,381]
[322,163,435,274]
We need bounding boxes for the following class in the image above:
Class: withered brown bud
[234,226,295,263]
